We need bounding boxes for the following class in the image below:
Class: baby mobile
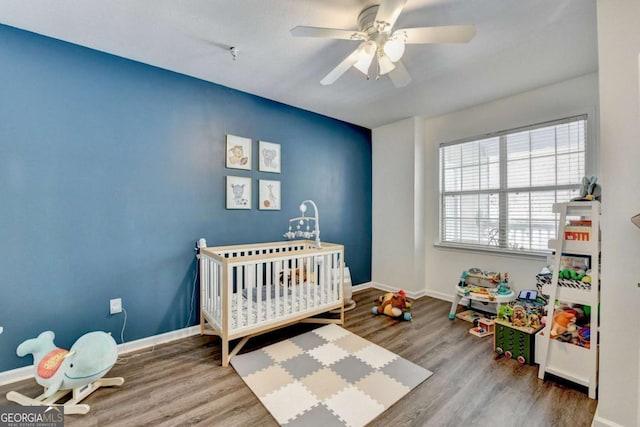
[283,200,321,248]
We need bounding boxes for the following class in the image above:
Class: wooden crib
[198,240,344,366]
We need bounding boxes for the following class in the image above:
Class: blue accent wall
[0,24,372,372]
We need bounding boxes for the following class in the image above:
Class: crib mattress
[227,283,338,331]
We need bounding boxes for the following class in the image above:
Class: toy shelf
[536,333,595,388]
[537,201,600,399]
[538,285,593,306]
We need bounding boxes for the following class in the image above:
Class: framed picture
[259,179,281,210]
[226,176,251,209]
[226,134,252,170]
[258,141,281,173]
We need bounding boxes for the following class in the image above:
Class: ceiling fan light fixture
[377,53,396,75]
[353,41,376,75]
[383,38,405,62]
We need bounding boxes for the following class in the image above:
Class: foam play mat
[230,324,432,426]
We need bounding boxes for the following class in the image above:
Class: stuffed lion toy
[372,290,412,321]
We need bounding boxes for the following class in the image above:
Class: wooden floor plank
[0,288,597,426]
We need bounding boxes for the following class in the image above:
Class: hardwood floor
[0,288,597,426]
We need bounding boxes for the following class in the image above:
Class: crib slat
[293,257,299,313]
[236,266,243,329]
[266,261,272,321]
[246,264,253,328]
[281,260,287,317]
[257,262,263,324]
[331,254,342,301]
[275,260,282,318]
[308,256,313,310]
[214,261,220,326]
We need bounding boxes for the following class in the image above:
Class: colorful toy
[511,305,527,327]
[498,305,514,323]
[550,310,576,337]
[372,290,412,321]
[469,318,495,337]
[6,331,124,414]
[496,273,511,295]
[494,320,538,365]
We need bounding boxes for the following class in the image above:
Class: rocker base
[6,377,125,415]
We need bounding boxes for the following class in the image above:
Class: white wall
[372,75,599,299]
[421,73,600,300]
[594,1,640,426]
[372,117,424,293]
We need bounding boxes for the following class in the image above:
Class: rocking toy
[6,330,124,415]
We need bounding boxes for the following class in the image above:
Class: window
[439,115,587,253]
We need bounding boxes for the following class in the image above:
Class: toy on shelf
[455,309,496,338]
[496,273,511,295]
[571,175,601,202]
[6,331,124,415]
[372,290,412,321]
[448,269,515,320]
[469,318,495,338]
[548,303,590,347]
[536,255,593,291]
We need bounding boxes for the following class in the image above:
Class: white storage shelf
[536,332,596,388]
[539,284,594,306]
[537,201,600,399]
[547,239,594,255]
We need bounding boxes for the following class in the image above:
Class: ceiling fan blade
[388,60,412,88]
[397,25,476,44]
[320,47,361,85]
[290,26,366,40]
[375,0,408,31]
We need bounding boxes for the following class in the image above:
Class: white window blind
[439,115,587,253]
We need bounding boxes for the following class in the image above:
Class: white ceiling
[0,0,597,129]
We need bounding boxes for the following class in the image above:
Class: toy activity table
[448,272,515,319]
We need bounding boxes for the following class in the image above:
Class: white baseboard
[352,282,373,292]
[0,366,32,387]
[0,325,202,387]
[361,281,456,302]
[423,289,455,302]
[117,325,200,355]
[591,405,625,427]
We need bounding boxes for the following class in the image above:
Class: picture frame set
[225,134,281,210]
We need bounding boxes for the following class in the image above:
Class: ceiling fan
[290,0,476,88]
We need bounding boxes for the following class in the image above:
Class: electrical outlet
[110,298,122,315]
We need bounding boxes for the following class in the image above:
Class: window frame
[437,114,593,257]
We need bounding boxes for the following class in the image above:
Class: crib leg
[222,338,230,367]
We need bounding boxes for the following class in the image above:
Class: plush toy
[7,331,124,414]
[550,310,576,337]
[372,290,412,320]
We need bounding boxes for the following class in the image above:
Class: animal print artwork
[226,135,251,171]
[231,184,248,206]
[262,149,277,168]
[258,141,280,173]
[259,180,280,210]
[228,145,248,166]
[227,176,251,209]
